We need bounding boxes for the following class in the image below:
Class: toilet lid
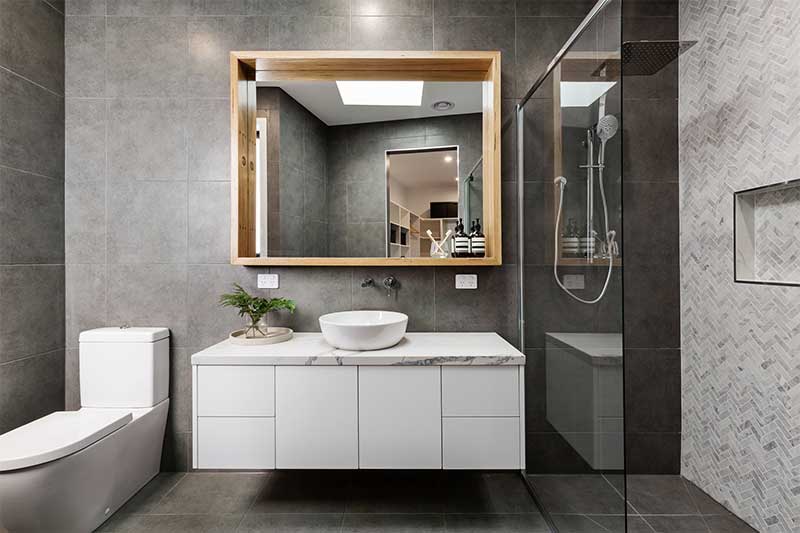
[0,409,132,471]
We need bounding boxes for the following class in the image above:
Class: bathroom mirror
[230,52,501,266]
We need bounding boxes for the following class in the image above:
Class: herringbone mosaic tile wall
[679,1,800,531]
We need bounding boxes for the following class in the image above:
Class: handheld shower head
[596,114,619,143]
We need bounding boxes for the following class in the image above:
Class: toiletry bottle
[470,218,486,258]
[453,218,470,258]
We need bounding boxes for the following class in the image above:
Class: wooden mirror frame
[230,50,502,266]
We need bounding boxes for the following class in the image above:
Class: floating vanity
[191,333,525,471]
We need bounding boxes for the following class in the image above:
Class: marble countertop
[545,332,622,366]
[191,332,525,366]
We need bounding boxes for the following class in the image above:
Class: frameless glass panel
[519,1,626,531]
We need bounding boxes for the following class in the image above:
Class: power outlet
[257,273,279,289]
[455,274,478,290]
[563,274,585,290]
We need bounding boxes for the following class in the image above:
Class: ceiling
[257,80,483,126]
[388,148,460,189]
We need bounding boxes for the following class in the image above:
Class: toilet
[0,327,170,533]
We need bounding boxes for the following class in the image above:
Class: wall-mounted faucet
[361,278,374,288]
[383,276,398,297]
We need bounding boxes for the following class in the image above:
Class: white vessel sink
[319,311,408,351]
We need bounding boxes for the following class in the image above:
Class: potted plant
[219,284,296,343]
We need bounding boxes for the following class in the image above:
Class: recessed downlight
[431,100,455,111]
[444,155,454,163]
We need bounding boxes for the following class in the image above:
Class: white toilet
[0,327,170,533]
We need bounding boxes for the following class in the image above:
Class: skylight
[336,81,424,106]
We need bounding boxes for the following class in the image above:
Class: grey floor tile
[153,473,267,515]
[682,478,731,516]
[443,472,538,514]
[237,513,343,532]
[98,513,241,533]
[528,475,625,515]
[626,475,698,515]
[443,513,549,532]
[643,515,708,533]
[347,471,444,514]
[590,515,653,533]
[703,514,758,532]
[341,513,445,533]
[114,473,186,514]
[550,514,612,532]
[249,471,351,514]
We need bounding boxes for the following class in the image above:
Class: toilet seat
[0,409,132,471]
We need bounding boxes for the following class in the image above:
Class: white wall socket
[455,274,478,290]
[257,273,279,289]
[562,274,585,290]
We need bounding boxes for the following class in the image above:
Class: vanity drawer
[442,417,520,469]
[197,417,275,469]
[442,366,519,417]
[197,365,274,416]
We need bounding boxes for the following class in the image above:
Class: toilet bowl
[0,327,170,533]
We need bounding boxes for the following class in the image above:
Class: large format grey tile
[0,266,65,363]
[187,17,267,98]
[113,472,186,515]
[435,0,514,17]
[347,471,444,514]
[65,264,106,348]
[623,261,680,349]
[626,475,698,515]
[106,264,188,346]
[625,349,681,433]
[106,0,190,15]
[0,69,64,179]
[0,0,64,94]
[187,98,231,181]
[443,472,539,514]
[644,515,708,533]
[341,513,445,533]
[153,473,267,515]
[528,475,625,515]
[350,16,432,50]
[65,0,106,15]
[106,17,188,97]
[65,347,80,409]
[346,180,385,223]
[444,514,549,533]
[622,98,678,182]
[352,0,431,16]
[160,429,192,472]
[269,267,352,331]
[269,16,348,50]
[0,168,64,264]
[98,512,241,533]
[516,17,584,99]
[249,471,351,514]
[65,15,104,97]
[66,98,106,183]
[0,349,64,434]
[682,478,732,516]
[516,0,595,17]
[247,0,349,16]
[625,433,680,475]
[188,0,249,15]
[168,347,192,433]
[65,180,105,264]
[107,181,187,264]
[188,181,230,264]
[704,514,757,533]
[238,513,343,533]
[107,99,187,180]
[351,267,435,331]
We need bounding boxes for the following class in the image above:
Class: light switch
[455,274,478,290]
[563,274,584,290]
[257,274,279,289]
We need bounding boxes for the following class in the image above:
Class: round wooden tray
[228,327,293,345]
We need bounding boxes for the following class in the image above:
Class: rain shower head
[621,40,697,76]
[597,115,619,143]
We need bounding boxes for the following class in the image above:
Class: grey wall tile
[160,430,192,471]
[186,264,262,348]
[107,98,187,180]
[0,0,65,94]
[247,0,348,16]
[623,98,678,181]
[516,17,584,98]
[0,168,64,264]
[65,0,106,15]
[269,16,348,50]
[106,264,189,346]
[65,180,105,264]
[352,267,435,331]
[304,176,327,222]
[65,347,80,409]
[66,98,106,182]
[352,0,431,16]
[0,68,65,179]
[623,261,679,349]
[347,180,386,223]
[346,222,386,257]
[188,0,249,15]
[168,347,192,433]
[350,16,432,50]
[107,181,188,264]
[516,0,595,17]
[106,0,189,16]
[0,350,64,434]
[435,0,514,17]
[625,432,680,474]
[188,181,230,264]
[65,264,106,349]
[625,349,681,432]
[187,17,268,98]
[187,98,229,180]
[106,16,188,97]
[0,266,66,363]
[65,16,104,97]
[269,267,352,331]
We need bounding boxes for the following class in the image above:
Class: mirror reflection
[253,80,483,258]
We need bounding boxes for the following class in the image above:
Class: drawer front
[197,417,275,469]
[442,366,519,417]
[197,365,274,416]
[442,417,520,470]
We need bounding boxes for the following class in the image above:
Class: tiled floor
[528,474,758,533]
[97,471,549,533]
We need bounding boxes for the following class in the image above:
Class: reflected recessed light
[336,81,423,106]
[444,155,454,163]
[431,100,455,111]
[454,177,459,181]
[560,82,617,107]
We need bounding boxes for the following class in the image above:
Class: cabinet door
[197,366,274,416]
[441,366,519,417]
[358,367,441,469]
[442,417,520,469]
[275,366,358,469]
[197,417,275,469]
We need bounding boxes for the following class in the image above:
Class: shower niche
[735,179,800,286]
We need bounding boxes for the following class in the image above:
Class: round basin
[319,310,408,351]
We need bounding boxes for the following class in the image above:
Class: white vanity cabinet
[191,333,526,471]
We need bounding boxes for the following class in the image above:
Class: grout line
[0,64,63,98]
